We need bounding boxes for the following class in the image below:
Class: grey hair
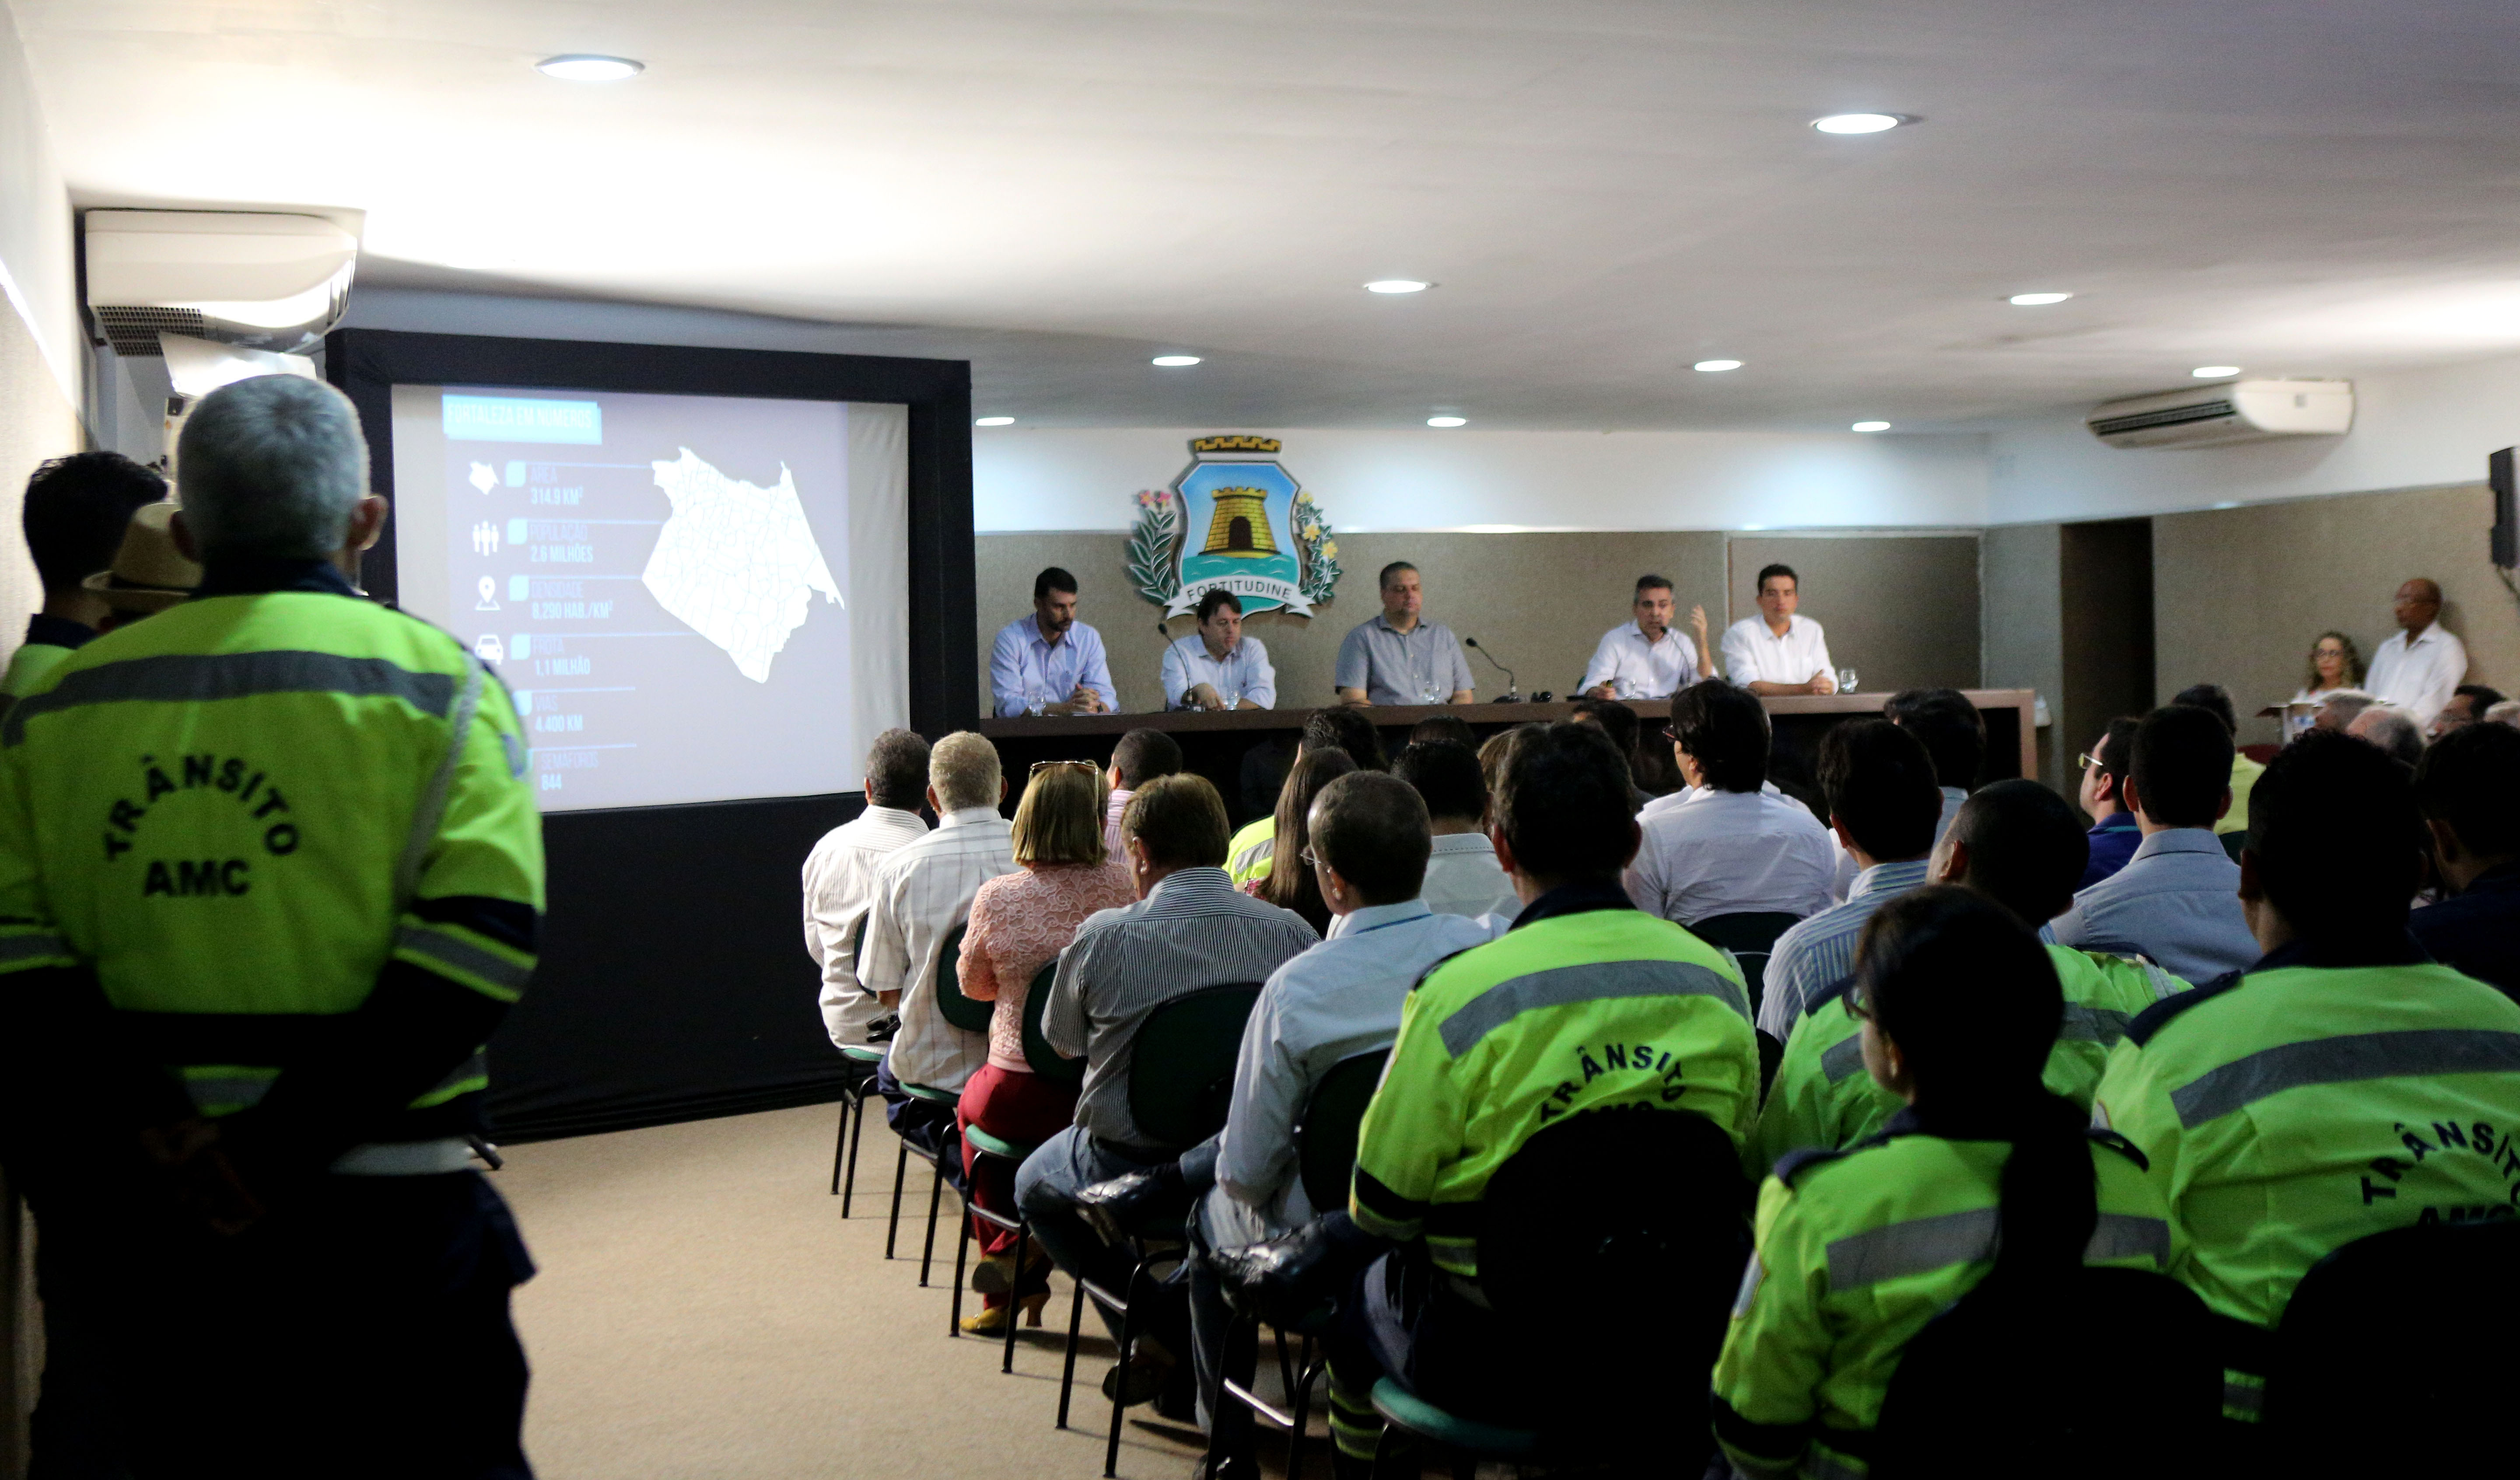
[928,731,1004,813]
[175,376,369,560]
[2347,706,2426,768]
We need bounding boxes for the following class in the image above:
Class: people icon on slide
[476,576,501,611]
[472,520,501,556]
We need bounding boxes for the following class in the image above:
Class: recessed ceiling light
[1365,279,1431,294]
[1812,113,1913,134]
[2192,365,2241,378]
[974,416,1015,426]
[1694,359,1744,373]
[1427,416,1467,428]
[536,54,644,81]
[1852,420,1892,433]
[1151,355,1201,367]
[2008,292,2073,306]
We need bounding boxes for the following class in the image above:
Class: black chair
[1369,1103,1750,1476]
[1210,1048,1390,1480]
[2262,1219,2520,1471]
[830,915,885,1210]
[1871,1260,2220,1479]
[886,921,989,1286]
[1057,981,1264,1477]
[945,959,1073,1364]
[1687,911,1802,1018]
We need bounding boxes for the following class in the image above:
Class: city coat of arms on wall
[1127,436,1341,616]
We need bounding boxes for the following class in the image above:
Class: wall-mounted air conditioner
[83,209,357,357]
[2086,378,2353,450]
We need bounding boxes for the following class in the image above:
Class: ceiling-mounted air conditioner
[82,209,357,358]
[2086,378,2353,450]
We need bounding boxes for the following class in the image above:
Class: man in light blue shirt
[2049,704,2258,984]
[1161,588,1276,710]
[1334,562,1475,706]
[988,565,1116,717]
[1758,719,1943,1040]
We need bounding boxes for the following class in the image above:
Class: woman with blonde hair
[2294,630,2365,701]
[954,759,1133,1333]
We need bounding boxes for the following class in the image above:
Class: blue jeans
[1015,1126,1186,1348]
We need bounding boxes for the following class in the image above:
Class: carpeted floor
[494,1102,1285,1480]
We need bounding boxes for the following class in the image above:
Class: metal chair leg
[1104,1264,1142,1479]
[949,1197,973,1336]
[842,1087,871,1216]
[1001,1211,1027,1374]
[830,1093,851,1195]
[918,1160,945,1286]
[886,1138,909,1258]
[1287,1344,1319,1480]
[1057,1280,1088,1429]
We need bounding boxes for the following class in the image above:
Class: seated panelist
[1162,588,1276,710]
[1582,573,1712,700]
[1334,561,1473,706]
[989,565,1116,717]
[1722,563,1837,696]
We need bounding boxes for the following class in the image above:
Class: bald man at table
[1334,561,1475,706]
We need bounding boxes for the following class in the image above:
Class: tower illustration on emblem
[1199,488,1280,557]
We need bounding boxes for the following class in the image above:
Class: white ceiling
[21,0,2520,430]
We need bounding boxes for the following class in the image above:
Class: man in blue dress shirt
[2050,705,2259,983]
[2076,716,2143,889]
[1162,589,1276,710]
[989,565,1117,717]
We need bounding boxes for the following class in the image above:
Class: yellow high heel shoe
[959,1291,1050,1337]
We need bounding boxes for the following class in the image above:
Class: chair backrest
[1125,981,1264,1149]
[1686,911,1802,1015]
[1477,1103,1750,1460]
[848,912,869,972]
[2263,1219,2520,1470]
[2219,829,2246,864]
[1294,1048,1389,1215]
[1872,1264,2220,1480]
[1020,958,1083,1088]
[931,921,994,1033]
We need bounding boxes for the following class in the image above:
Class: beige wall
[1722,534,1983,693]
[2152,483,2516,746]
[1981,522,2066,790]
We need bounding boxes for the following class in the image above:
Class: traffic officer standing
[2093,730,2520,1428]
[0,374,545,1478]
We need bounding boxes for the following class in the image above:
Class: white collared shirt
[1582,620,1699,699]
[1419,832,1519,922]
[859,805,1019,1091]
[1722,614,1834,688]
[2363,623,2468,726]
[1161,634,1278,709]
[1624,783,1838,927]
[803,803,933,1051]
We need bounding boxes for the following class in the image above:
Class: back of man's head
[176,376,369,562]
[1495,723,1638,887]
[2415,721,2520,864]
[2347,706,2426,769]
[1668,679,1769,793]
[2454,683,2508,719]
[1568,698,1641,770]
[22,452,165,593]
[1302,706,1387,772]
[1947,779,2090,928]
[2251,730,2428,942]
[1883,688,1985,792]
[1111,727,1183,789]
[928,731,1003,813]
[1408,713,1477,750]
[1392,740,1487,827]
[2316,690,2376,730]
[1123,772,1232,871]
[1311,771,1432,906]
[1818,719,1942,861]
[865,729,932,810]
[2096,716,2141,796]
[2171,683,2240,736]
[2129,704,2233,829]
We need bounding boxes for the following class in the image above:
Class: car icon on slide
[474,634,505,663]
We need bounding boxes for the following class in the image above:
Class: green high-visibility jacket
[0,566,544,1140]
[1,639,77,701]
[1226,816,1274,887]
[1712,1109,2177,1480]
[1349,884,1759,1278]
[1755,943,2184,1176]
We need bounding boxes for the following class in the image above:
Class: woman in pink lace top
[953,760,1134,1333]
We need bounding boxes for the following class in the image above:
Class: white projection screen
[390,385,911,811]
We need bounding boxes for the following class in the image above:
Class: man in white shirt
[1162,588,1277,710]
[1582,574,1714,700]
[802,730,934,1077]
[988,566,1117,717]
[859,731,1017,1161]
[1720,563,1838,695]
[1625,680,1837,926]
[2363,577,2468,726]
[1391,740,1519,922]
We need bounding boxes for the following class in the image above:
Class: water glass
[1218,687,1241,710]
[1837,668,1859,695]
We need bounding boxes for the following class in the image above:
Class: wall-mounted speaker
[2492,447,2517,569]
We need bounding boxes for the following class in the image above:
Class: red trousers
[956,1063,1078,1265]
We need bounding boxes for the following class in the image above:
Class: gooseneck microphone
[1463,636,1521,702]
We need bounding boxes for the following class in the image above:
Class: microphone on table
[1463,637,1522,702]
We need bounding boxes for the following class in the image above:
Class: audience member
[1624,681,1835,928]
[2077,717,2144,889]
[1407,713,1477,750]
[1238,733,1297,822]
[1883,687,1985,838]
[1187,772,1490,1468]
[2051,705,2258,983]
[1716,889,2176,1480]
[2429,683,2506,740]
[2310,688,2376,732]
[804,730,935,1068]
[2488,698,2520,728]
[1474,723,1541,816]
[2362,577,2467,725]
[2411,722,2520,999]
[1390,740,1518,922]
[1,451,165,703]
[1227,708,1385,887]
[2093,731,2520,1401]
[1755,782,2180,1172]
[1568,696,1654,810]
[860,732,1016,1167]
[951,761,1134,1334]
[2345,704,2425,768]
[1249,749,1359,935]
[2293,629,2364,701]
[2172,682,2261,838]
[1758,720,1942,1040]
[1017,774,1317,1409]
[1103,728,1182,856]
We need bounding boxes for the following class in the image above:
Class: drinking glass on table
[1418,679,1444,705]
[1218,685,1241,711]
[1837,668,1859,695]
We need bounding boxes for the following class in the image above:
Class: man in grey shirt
[2050,705,2259,983]
[1334,561,1475,706]
[1016,772,1316,1407]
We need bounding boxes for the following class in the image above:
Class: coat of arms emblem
[1127,436,1340,616]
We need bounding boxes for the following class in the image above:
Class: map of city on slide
[428,387,858,811]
